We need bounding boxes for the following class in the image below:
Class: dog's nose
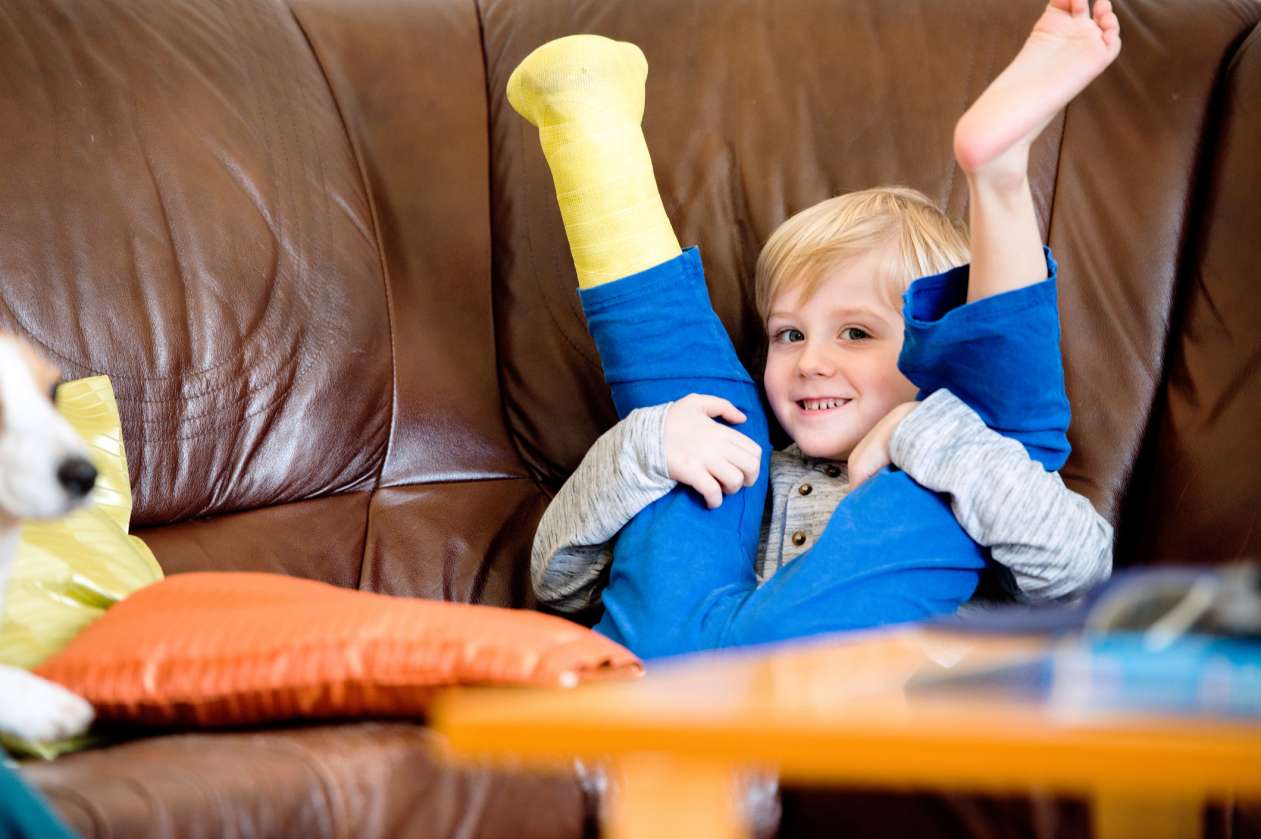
[57,456,98,499]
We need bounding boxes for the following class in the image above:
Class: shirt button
[824,465,841,478]
[798,483,813,496]
[791,530,807,547]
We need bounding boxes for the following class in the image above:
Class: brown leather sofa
[6,0,1259,836]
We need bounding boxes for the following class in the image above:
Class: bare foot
[954,0,1121,182]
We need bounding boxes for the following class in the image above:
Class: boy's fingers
[697,475,722,509]
[847,440,874,488]
[683,466,722,509]
[848,436,892,489]
[711,461,744,494]
[698,395,746,424]
[722,427,762,456]
[726,443,761,485]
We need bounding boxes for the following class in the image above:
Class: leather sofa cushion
[24,723,588,839]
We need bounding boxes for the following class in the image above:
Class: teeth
[802,398,845,411]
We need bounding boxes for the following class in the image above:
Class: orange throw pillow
[35,572,642,727]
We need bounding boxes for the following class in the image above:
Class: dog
[0,333,97,743]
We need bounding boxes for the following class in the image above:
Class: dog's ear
[12,337,62,400]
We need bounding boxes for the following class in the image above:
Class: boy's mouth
[796,397,851,413]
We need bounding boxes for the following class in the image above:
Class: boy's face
[763,247,918,461]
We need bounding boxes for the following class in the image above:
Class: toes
[1070,0,1089,17]
[1102,25,1122,53]
[1094,0,1119,29]
[1099,10,1121,34]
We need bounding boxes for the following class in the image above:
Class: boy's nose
[797,345,835,377]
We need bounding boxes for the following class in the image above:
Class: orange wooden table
[432,628,1261,839]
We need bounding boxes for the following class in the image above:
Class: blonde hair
[755,187,970,323]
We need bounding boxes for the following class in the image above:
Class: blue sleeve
[897,247,1071,470]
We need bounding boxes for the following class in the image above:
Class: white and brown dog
[0,334,96,742]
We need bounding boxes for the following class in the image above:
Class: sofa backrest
[485,0,1261,570]
[0,0,536,603]
[0,0,1256,609]
[1121,23,1261,564]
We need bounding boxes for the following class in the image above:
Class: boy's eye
[774,328,805,344]
[839,327,871,341]
[49,381,61,403]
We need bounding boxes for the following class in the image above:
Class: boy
[511,0,1121,658]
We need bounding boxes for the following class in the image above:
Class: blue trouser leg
[580,248,771,656]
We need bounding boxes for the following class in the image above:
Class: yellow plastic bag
[0,376,162,671]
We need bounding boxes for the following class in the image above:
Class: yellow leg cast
[507,35,681,288]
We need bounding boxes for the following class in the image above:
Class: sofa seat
[23,724,587,839]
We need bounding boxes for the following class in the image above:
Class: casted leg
[508,35,681,288]
[508,38,771,656]
[508,34,760,418]
[579,251,772,655]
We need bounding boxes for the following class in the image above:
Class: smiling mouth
[796,398,851,413]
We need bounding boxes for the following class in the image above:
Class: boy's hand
[848,402,919,489]
[665,394,762,509]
